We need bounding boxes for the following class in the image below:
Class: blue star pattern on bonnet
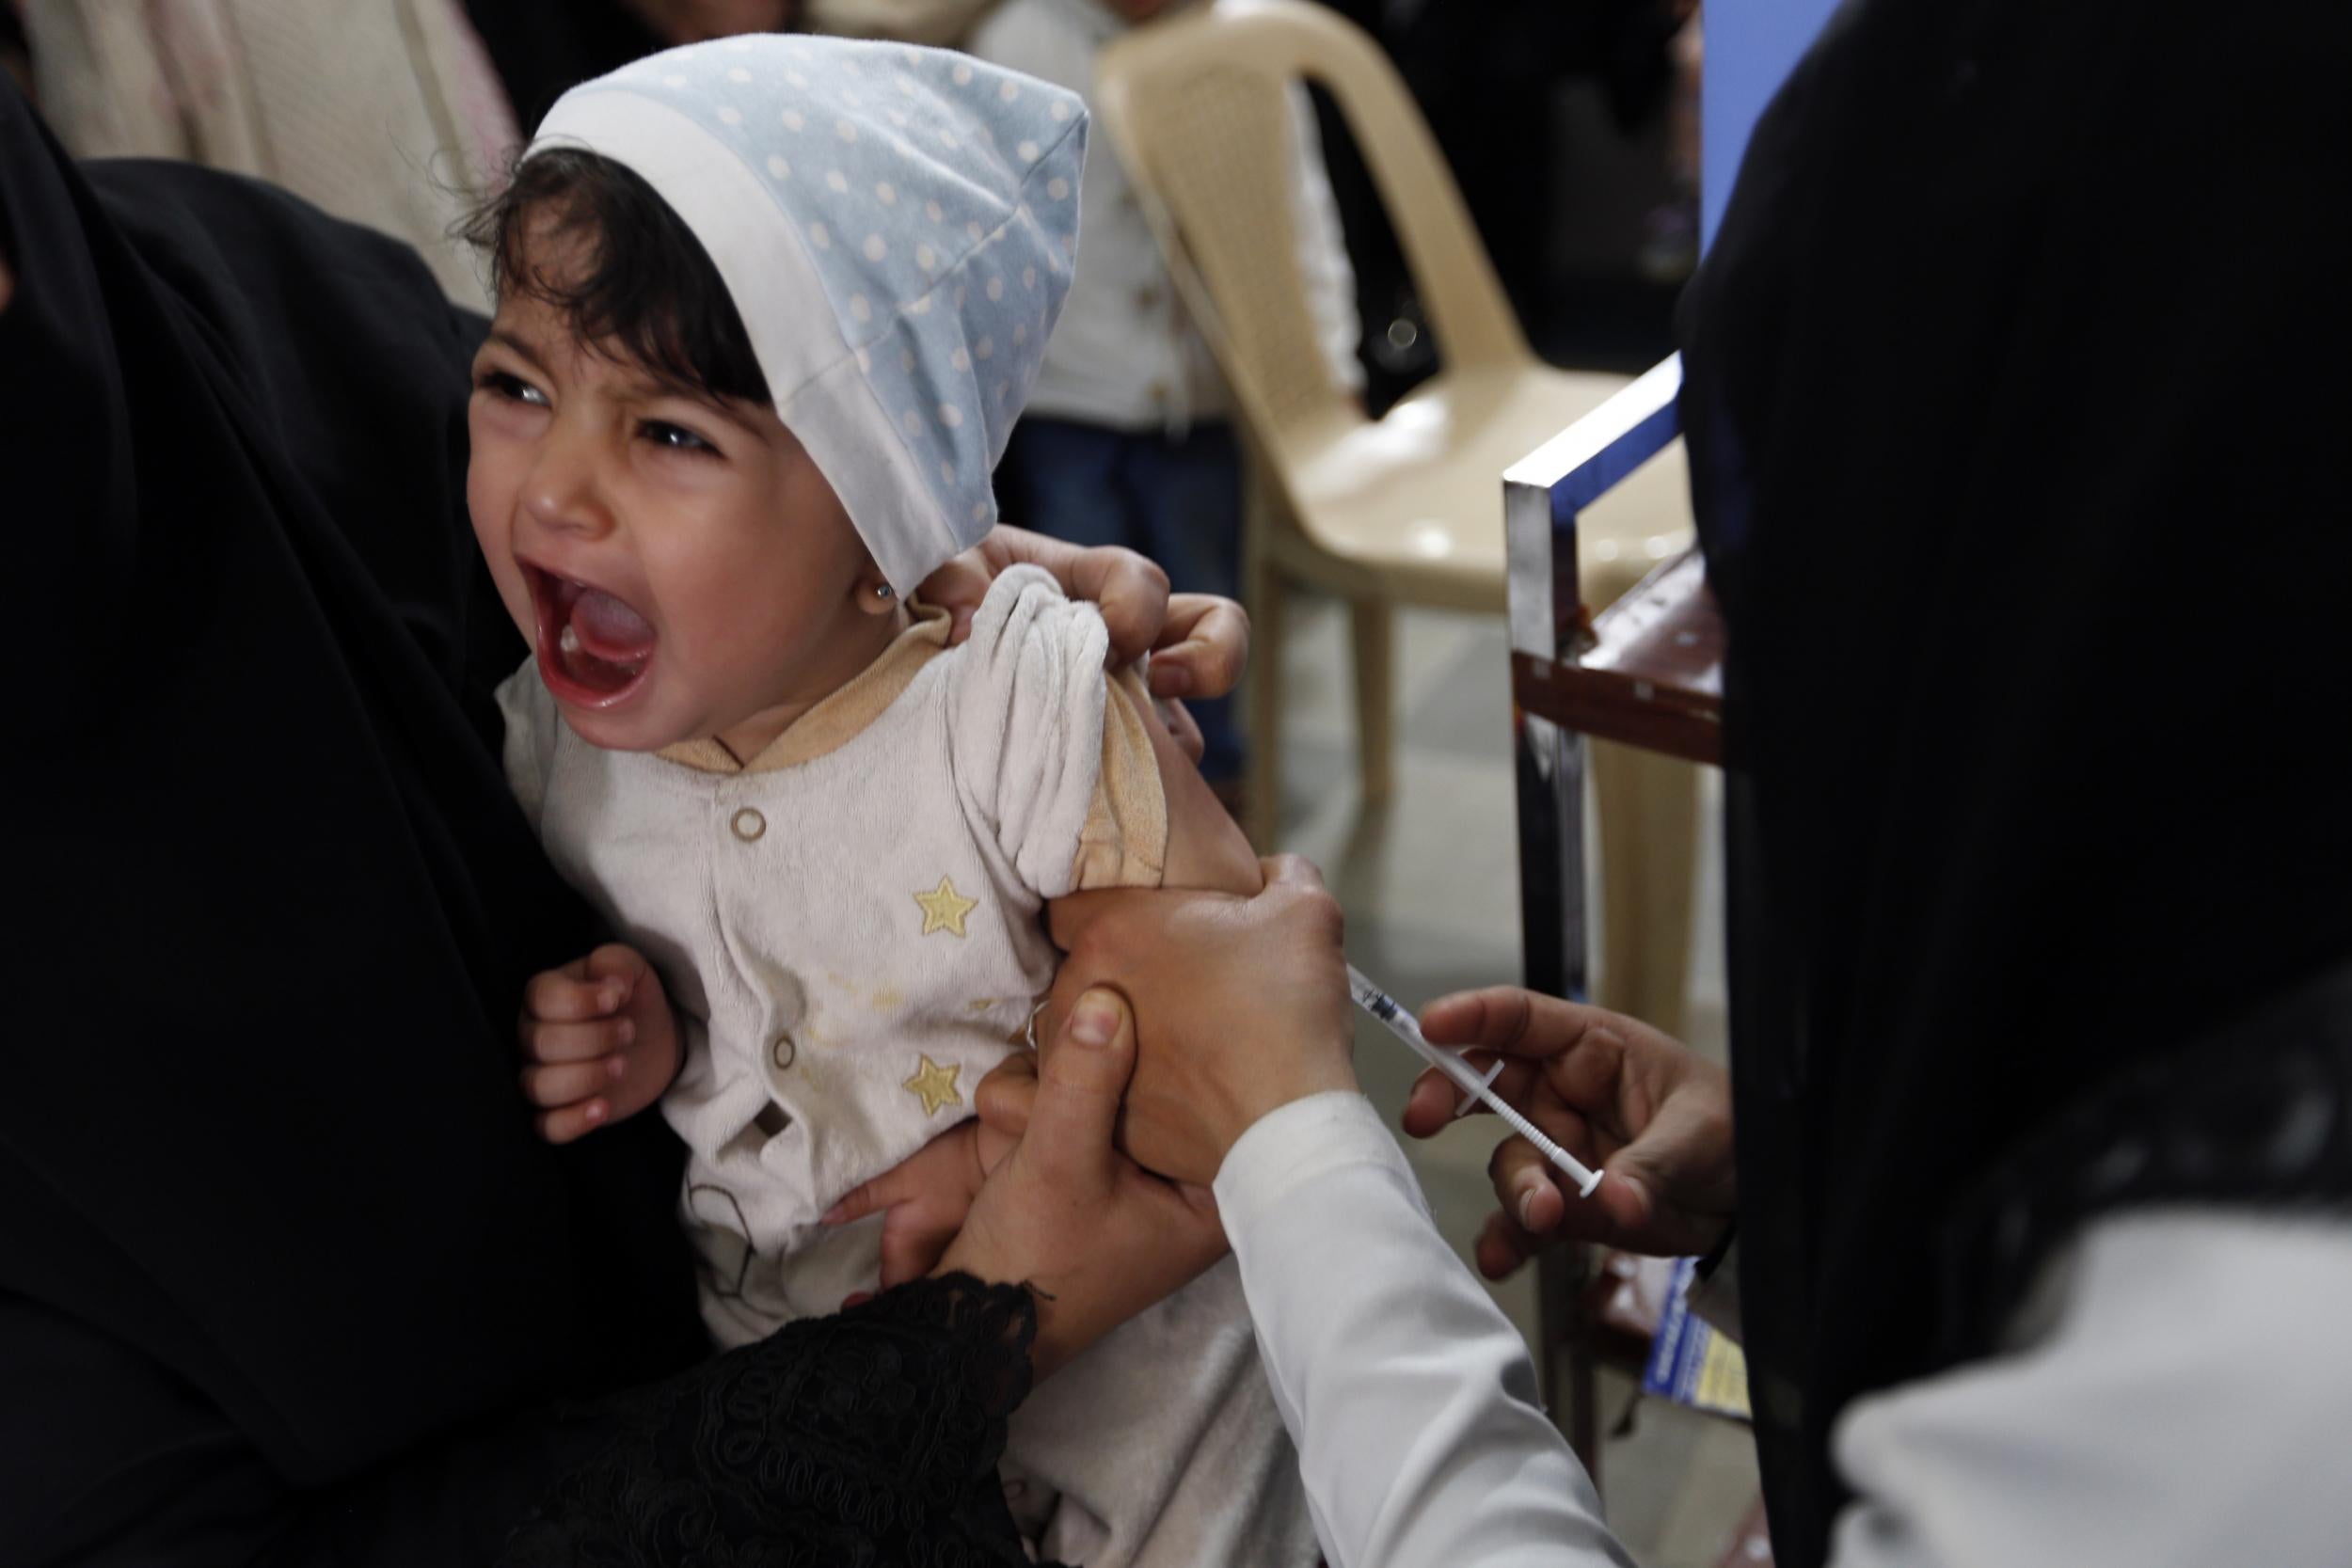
[531,35,1086,594]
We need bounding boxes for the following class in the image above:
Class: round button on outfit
[731,807,767,841]
[770,1033,797,1070]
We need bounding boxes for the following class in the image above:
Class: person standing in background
[15,0,519,309]
[969,0,1362,812]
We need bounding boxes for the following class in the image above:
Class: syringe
[1346,964,1604,1197]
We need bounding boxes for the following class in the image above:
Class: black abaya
[0,80,1036,1567]
[1679,3,2352,1562]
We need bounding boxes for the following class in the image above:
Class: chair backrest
[1094,0,1530,456]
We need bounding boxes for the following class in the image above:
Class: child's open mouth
[527,562,658,708]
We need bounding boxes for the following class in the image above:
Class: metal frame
[1502,355,1685,1484]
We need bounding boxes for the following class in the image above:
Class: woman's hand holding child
[518,943,685,1143]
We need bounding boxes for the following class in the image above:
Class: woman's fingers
[877,1206,962,1291]
[1019,990,1136,1198]
[1397,1054,1534,1139]
[970,526,1173,666]
[914,551,992,646]
[1488,1134,1568,1240]
[924,529,1210,674]
[1418,985,1603,1059]
[975,1052,1039,1139]
[1401,1068,1459,1134]
[1145,594,1248,702]
[1259,852,1327,895]
[1475,1206,1543,1280]
[1062,547,1168,668]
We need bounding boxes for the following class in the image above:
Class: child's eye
[476,370,548,408]
[642,420,719,457]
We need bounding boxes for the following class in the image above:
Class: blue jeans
[1000,417,1245,784]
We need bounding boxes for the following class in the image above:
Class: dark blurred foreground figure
[1677,1,2351,1559]
[0,74,973,1565]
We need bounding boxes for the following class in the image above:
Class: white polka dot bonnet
[529,36,1086,594]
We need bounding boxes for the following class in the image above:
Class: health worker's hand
[1024,856,1358,1187]
[1404,989,1738,1275]
[517,944,685,1143]
[920,525,1248,710]
[937,989,1227,1380]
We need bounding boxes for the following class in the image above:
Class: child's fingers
[521,1014,636,1064]
[581,942,651,996]
[536,1097,611,1144]
[822,1168,899,1227]
[522,1057,625,1108]
[523,966,629,1022]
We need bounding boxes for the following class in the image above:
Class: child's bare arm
[1138,695,1263,897]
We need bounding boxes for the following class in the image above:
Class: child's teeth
[559,624,580,654]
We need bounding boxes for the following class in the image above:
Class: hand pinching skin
[517,943,684,1143]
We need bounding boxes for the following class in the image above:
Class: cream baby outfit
[496,37,1316,1568]
[499,569,1161,1335]
[498,572,1311,1567]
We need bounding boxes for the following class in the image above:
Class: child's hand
[822,1115,1015,1291]
[518,943,683,1143]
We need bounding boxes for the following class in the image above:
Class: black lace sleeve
[497,1275,1051,1567]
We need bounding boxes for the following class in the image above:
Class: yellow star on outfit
[902,1053,963,1117]
[914,874,978,938]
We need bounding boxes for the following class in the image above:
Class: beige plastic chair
[1095,0,1700,1035]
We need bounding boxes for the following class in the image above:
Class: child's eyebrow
[485,327,549,371]
[622,367,771,436]
[486,324,765,434]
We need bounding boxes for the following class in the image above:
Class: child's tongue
[568,587,656,664]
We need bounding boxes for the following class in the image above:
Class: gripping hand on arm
[1035,863,1635,1567]
[918,524,1249,708]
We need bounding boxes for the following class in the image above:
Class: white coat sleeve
[1823,1209,2352,1568]
[1216,1087,2352,1568]
[1213,1092,1637,1568]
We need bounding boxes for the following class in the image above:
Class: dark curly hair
[460,149,771,405]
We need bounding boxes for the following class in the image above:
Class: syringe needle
[1346,965,1604,1197]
